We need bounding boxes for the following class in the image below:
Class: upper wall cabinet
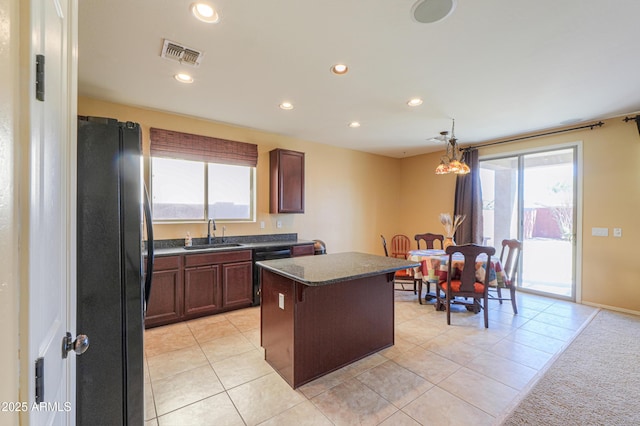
[270,149,305,214]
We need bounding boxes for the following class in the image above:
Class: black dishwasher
[252,247,292,306]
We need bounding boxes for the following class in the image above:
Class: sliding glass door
[480,147,577,300]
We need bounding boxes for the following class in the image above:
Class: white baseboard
[581,301,640,316]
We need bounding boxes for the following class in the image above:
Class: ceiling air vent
[161,39,203,67]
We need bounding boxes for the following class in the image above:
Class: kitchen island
[257,252,419,388]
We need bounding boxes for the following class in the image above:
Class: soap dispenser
[185,232,192,247]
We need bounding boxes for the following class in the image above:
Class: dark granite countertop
[256,252,419,286]
[150,233,315,257]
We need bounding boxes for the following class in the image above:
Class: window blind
[149,127,258,167]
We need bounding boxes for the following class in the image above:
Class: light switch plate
[276,220,282,228]
[613,228,622,237]
[260,221,265,229]
[278,293,284,310]
[591,227,608,237]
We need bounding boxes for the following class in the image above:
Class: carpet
[501,309,640,425]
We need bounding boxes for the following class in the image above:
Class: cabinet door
[222,261,253,309]
[270,149,305,213]
[145,268,182,328]
[184,265,222,318]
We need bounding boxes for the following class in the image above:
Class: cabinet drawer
[185,249,252,267]
[292,244,315,257]
[152,255,181,271]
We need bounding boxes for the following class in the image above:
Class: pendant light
[435,119,470,175]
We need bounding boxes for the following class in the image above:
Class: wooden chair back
[381,234,419,293]
[499,239,522,285]
[446,244,495,293]
[390,234,411,259]
[380,234,389,257]
[414,233,444,250]
[439,244,497,328]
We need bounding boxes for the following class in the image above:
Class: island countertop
[256,251,419,286]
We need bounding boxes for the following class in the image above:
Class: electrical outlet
[613,228,622,237]
[260,221,265,229]
[591,227,608,237]
[276,220,282,228]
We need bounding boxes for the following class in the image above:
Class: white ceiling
[78,0,640,158]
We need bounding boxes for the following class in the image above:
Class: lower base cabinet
[184,264,222,317]
[144,256,183,328]
[145,250,253,328]
[222,261,253,309]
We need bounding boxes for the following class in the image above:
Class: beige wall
[400,117,640,313]
[78,97,402,255]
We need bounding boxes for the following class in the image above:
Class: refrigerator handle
[143,184,154,313]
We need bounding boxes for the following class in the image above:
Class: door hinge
[35,357,44,403]
[36,54,45,101]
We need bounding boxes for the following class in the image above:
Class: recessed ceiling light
[279,102,294,110]
[348,121,361,128]
[331,64,349,75]
[174,73,194,83]
[191,2,219,23]
[407,98,423,107]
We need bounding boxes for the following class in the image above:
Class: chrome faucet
[207,218,216,244]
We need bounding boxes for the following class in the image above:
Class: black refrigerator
[76,116,154,425]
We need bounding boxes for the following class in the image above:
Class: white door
[28,0,77,424]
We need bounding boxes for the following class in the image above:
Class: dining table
[407,248,507,305]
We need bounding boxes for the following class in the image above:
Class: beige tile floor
[144,290,598,426]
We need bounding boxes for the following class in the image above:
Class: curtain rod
[464,121,604,151]
[623,115,640,136]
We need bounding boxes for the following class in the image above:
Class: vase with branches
[439,213,465,249]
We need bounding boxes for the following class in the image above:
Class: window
[208,163,253,220]
[149,128,258,222]
[480,146,578,300]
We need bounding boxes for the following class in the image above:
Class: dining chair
[435,244,496,328]
[413,232,444,300]
[390,234,412,259]
[381,234,419,293]
[414,233,444,250]
[489,239,522,314]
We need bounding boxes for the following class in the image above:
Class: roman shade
[149,128,258,167]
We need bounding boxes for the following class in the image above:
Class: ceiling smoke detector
[161,39,204,67]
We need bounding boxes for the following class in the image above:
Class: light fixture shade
[435,162,449,174]
[457,162,471,174]
[448,160,462,173]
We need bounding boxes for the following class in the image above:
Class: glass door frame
[479,141,583,302]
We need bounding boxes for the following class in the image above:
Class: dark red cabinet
[184,264,222,317]
[270,149,305,213]
[144,255,183,328]
[292,243,314,257]
[145,250,253,328]
[222,261,253,308]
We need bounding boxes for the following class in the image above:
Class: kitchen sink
[183,243,244,250]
